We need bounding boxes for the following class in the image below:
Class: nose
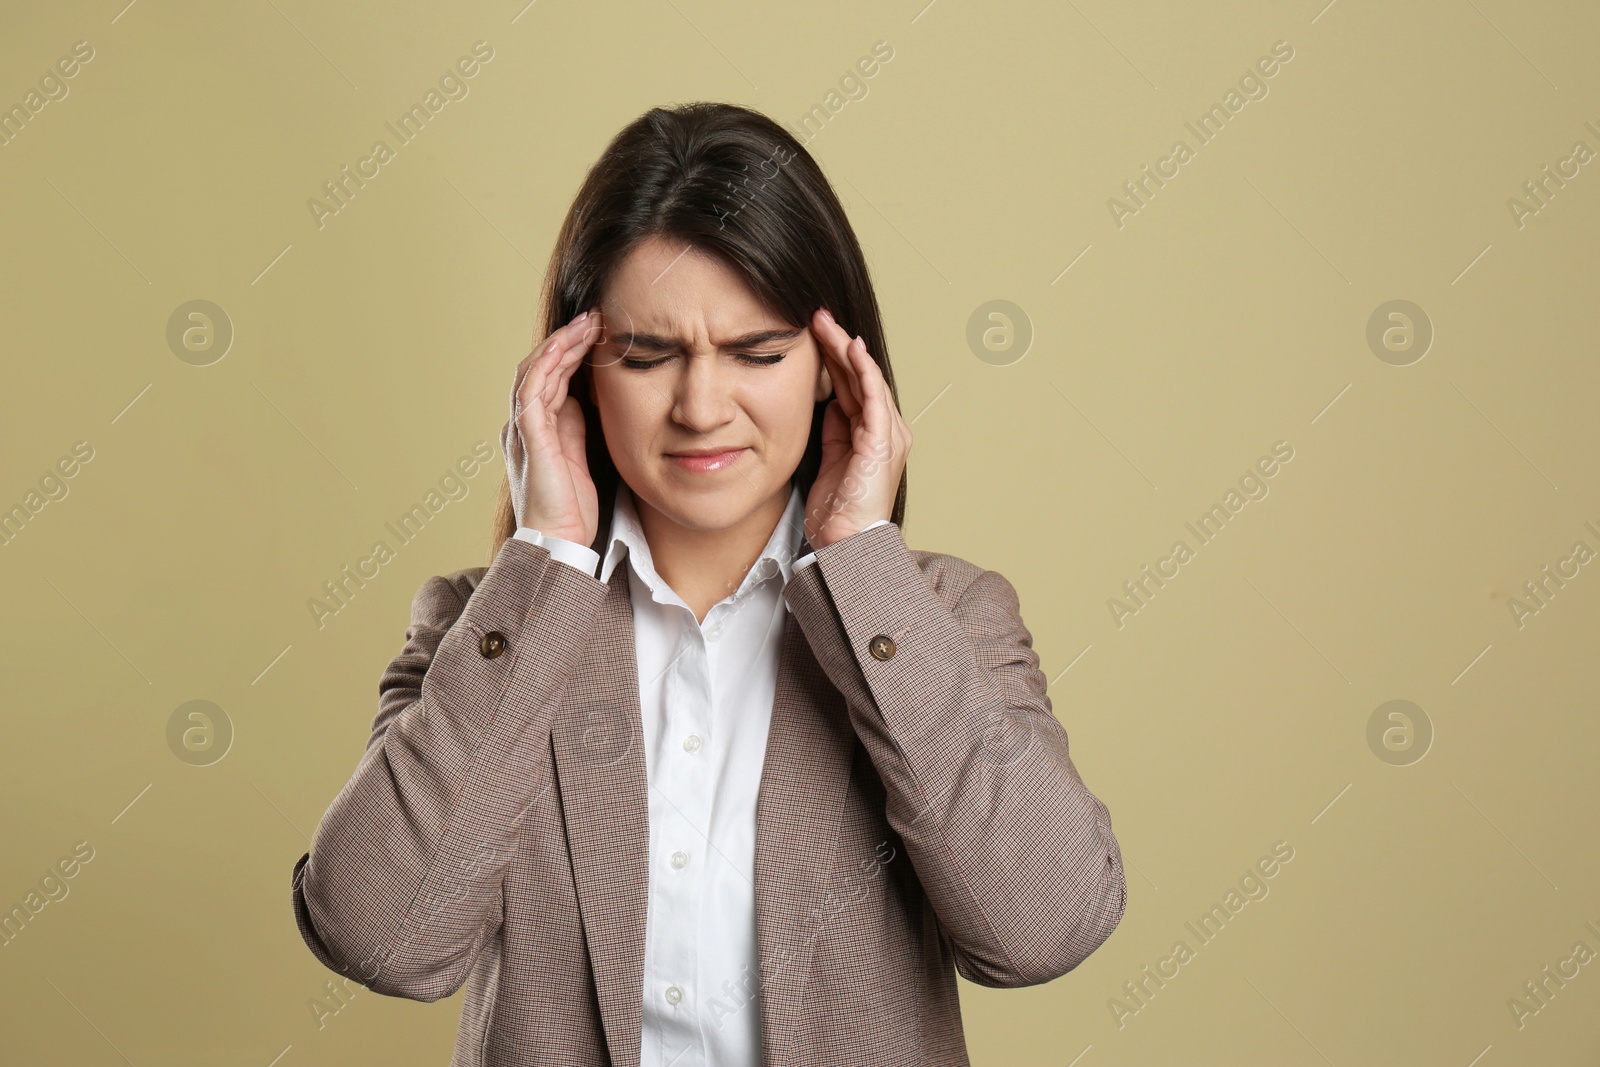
[670,352,737,432]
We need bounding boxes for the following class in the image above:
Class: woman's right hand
[500,308,605,547]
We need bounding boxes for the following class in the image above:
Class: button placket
[663,628,711,776]
[621,490,807,1066]
[654,621,711,1028]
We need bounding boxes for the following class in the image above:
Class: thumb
[819,397,850,451]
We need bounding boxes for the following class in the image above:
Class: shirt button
[665,984,684,1005]
[707,623,722,641]
[683,734,702,752]
[869,634,897,661]
[670,850,689,869]
[479,631,508,658]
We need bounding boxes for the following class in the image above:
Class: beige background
[2,0,1597,1063]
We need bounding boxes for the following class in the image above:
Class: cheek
[747,370,817,441]
[593,372,658,430]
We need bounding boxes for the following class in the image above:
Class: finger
[847,335,884,448]
[551,309,605,410]
[578,305,605,349]
[852,334,903,474]
[819,394,851,453]
[834,336,863,421]
[827,317,862,418]
[518,318,574,414]
[812,309,861,419]
[587,303,633,370]
[530,312,598,413]
[834,330,877,437]
[541,322,587,411]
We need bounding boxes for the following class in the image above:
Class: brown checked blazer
[291,521,1127,1066]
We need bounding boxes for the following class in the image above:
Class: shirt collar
[599,480,810,602]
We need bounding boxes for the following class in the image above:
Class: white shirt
[512,483,887,1066]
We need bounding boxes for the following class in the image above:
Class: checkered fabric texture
[291,521,1126,1066]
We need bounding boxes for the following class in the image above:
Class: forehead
[600,236,782,336]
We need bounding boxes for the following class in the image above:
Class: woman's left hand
[803,307,912,551]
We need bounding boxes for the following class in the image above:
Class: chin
[665,491,762,532]
[630,473,747,530]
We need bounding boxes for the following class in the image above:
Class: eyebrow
[606,327,804,352]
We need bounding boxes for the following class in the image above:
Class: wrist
[520,521,589,546]
[809,518,892,552]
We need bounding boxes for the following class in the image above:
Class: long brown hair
[487,102,908,564]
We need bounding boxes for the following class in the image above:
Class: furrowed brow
[608,327,804,351]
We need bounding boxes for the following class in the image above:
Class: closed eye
[620,351,789,370]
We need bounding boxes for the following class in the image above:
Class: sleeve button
[479,631,508,658]
[869,634,897,661]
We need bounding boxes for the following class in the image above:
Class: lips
[667,447,746,472]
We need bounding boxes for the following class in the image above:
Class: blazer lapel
[752,607,857,1065]
[551,561,857,1067]
[552,564,651,1067]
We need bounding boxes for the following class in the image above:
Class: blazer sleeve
[290,537,608,1001]
[781,522,1127,988]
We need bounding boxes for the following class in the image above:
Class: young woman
[291,102,1125,1066]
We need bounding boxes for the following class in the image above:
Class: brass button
[479,631,508,658]
[869,634,896,661]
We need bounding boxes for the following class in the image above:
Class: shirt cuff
[794,519,892,573]
[512,528,601,577]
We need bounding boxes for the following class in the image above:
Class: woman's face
[586,235,831,535]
